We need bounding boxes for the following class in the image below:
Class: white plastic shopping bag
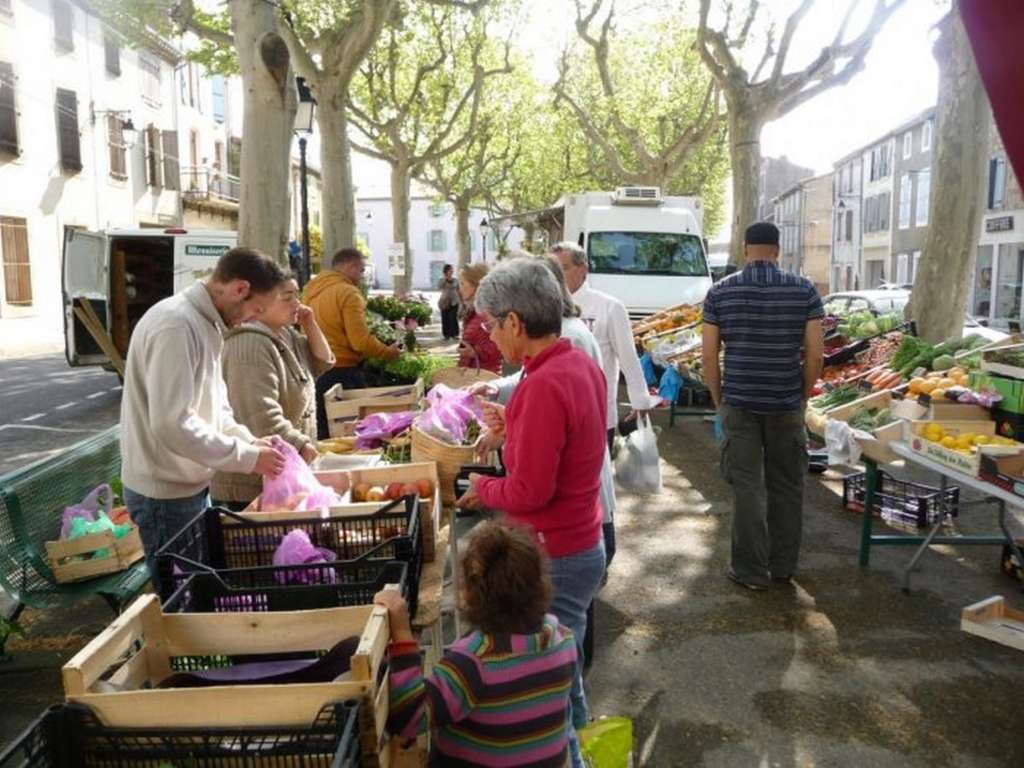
[614,415,662,494]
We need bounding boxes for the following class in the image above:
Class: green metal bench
[0,426,149,649]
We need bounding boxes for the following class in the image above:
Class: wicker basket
[430,366,499,390]
[410,426,480,508]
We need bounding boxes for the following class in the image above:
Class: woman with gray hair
[455,258,607,768]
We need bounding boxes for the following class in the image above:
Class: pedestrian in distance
[212,275,336,509]
[456,263,502,374]
[120,247,291,596]
[437,263,462,340]
[304,248,401,439]
[701,222,825,591]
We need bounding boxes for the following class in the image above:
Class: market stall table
[859,442,1024,593]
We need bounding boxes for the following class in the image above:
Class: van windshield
[588,232,708,277]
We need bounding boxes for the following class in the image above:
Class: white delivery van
[492,187,711,319]
[62,227,236,367]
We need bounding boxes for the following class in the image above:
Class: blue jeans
[549,540,606,768]
[124,487,209,598]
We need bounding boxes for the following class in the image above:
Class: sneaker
[727,568,768,591]
[772,574,795,585]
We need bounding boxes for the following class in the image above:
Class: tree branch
[277,12,321,85]
[171,0,234,47]
[769,0,814,85]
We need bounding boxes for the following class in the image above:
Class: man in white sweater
[121,247,289,594]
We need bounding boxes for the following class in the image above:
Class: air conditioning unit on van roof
[612,186,663,205]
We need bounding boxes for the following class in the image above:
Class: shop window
[994,244,1024,328]
[974,246,993,319]
[0,216,31,305]
[0,62,17,156]
[896,253,909,285]
[56,88,82,173]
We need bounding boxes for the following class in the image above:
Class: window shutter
[104,35,121,76]
[107,114,126,178]
[0,62,17,156]
[1,216,32,306]
[53,0,73,50]
[56,88,81,172]
[161,129,179,190]
[146,125,162,187]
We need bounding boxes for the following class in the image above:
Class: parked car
[822,290,911,317]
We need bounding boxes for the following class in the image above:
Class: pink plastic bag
[272,529,338,585]
[414,384,482,444]
[60,484,114,540]
[260,438,344,512]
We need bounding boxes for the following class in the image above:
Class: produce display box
[968,371,1024,414]
[979,452,1024,499]
[825,391,924,464]
[842,470,959,528]
[246,462,443,563]
[905,418,999,476]
[44,526,144,584]
[925,401,990,421]
[61,594,393,760]
[156,497,422,612]
[162,557,409,615]
[0,699,362,767]
[991,407,1024,442]
[325,379,425,437]
[960,595,1024,652]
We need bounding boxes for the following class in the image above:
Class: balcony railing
[180,166,240,205]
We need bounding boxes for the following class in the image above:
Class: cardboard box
[826,391,924,464]
[991,407,1024,442]
[905,417,998,476]
[979,452,1024,498]
[968,371,1024,414]
[324,380,424,437]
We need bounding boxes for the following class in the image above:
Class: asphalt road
[0,354,122,476]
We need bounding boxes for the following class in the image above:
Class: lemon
[973,435,991,445]
[955,435,974,450]
[940,436,957,449]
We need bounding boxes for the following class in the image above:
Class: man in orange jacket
[305,247,400,438]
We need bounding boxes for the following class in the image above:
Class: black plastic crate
[162,556,410,615]
[842,470,959,528]
[156,496,422,610]
[0,700,361,767]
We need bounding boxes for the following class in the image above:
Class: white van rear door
[173,237,235,293]
[62,228,108,366]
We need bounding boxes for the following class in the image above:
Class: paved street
[0,355,122,476]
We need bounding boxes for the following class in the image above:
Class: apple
[385,482,405,501]
[365,486,386,502]
[416,478,434,498]
[401,483,420,498]
[352,483,371,503]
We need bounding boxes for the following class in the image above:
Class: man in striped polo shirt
[702,222,824,590]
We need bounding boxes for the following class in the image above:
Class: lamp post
[479,217,488,263]
[294,77,316,287]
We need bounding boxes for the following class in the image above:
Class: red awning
[961,0,1024,184]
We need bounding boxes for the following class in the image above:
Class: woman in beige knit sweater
[212,277,335,507]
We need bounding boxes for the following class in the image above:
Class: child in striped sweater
[375,522,577,767]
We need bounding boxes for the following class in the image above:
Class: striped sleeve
[387,647,483,741]
[806,285,824,320]
[703,285,719,325]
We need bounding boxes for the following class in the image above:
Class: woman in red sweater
[456,263,502,373]
[456,258,606,768]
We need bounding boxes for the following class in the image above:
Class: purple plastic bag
[260,437,344,512]
[355,410,417,449]
[272,529,338,585]
[60,484,113,540]
[414,384,482,444]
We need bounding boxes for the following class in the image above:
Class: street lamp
[90,107,137,148]
[479,217,488,263]
[294,77,316,287]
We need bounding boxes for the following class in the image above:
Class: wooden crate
[44,526,144,584]
[62,594,393,757]
[246,462,443,563]
[325,380,425,438]
[825,391,924,464]
[905,418,1001,476]
[961,595,1024,652]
